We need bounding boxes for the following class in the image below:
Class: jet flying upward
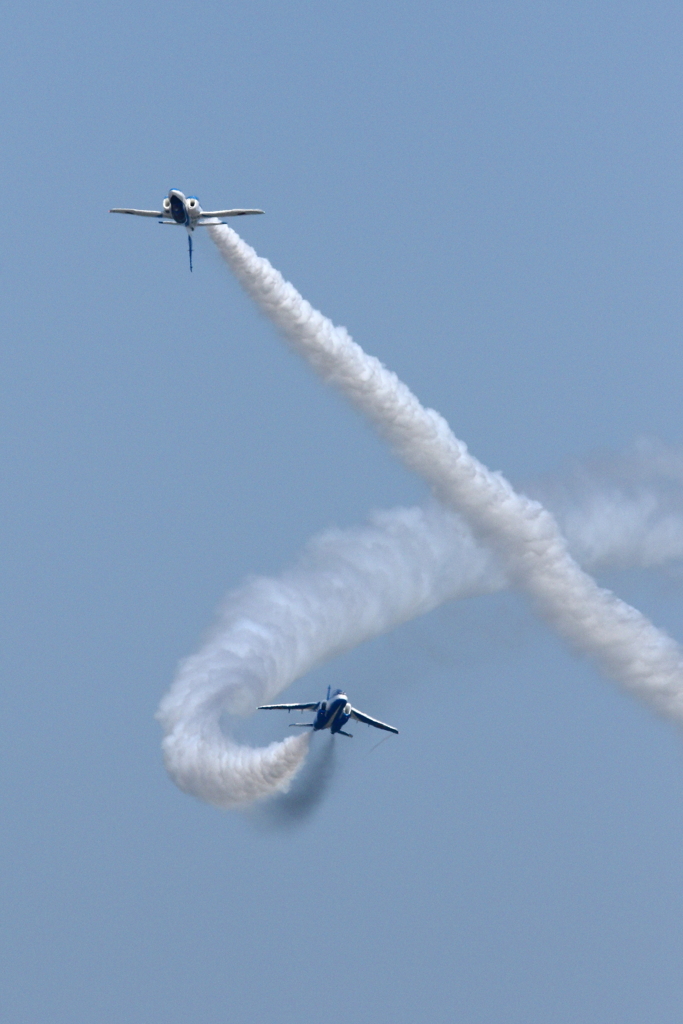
[258,687,398,738]
[109,189,264,270]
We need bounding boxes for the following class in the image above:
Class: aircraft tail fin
[188,234,193,272]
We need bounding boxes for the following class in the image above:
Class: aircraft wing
[258,701,320,711]
[110,208,163,217]
[349,707,398,734]
[199,209,264,218]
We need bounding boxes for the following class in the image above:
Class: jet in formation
[109,189,264,270]
[258,687,398,738]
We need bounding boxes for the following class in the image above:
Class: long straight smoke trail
[206,224,683,721]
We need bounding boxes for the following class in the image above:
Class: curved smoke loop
[157,227,683,808]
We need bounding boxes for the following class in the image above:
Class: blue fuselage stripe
[313,695,350,732]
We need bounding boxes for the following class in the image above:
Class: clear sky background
[3,2,683,1022]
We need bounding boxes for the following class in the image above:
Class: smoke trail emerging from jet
[205,223,683,719]
[158,503,500,807]
[159,453,683,807]
[157,227,683,808]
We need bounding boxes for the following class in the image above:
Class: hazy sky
[3,2,683,1022]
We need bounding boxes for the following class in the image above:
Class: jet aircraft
[109,189,264,270]
[258,687,398,738]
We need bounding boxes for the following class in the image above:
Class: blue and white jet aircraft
[258,687,398,738]
[109,189,264,271]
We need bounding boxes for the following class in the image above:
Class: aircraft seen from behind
[109,189,263,270]
[258,687,398,738]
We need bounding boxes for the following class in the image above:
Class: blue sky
[3,2,683,1021]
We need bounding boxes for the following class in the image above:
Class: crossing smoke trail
[157,224,683,808]
[159,478,683,808]
[205,225,683,708]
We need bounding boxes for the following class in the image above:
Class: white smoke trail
[158,225,683,808]
[158,503,499,807]
[530,438,683,571]
[205,223,683,719]
[159,481,683,808]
